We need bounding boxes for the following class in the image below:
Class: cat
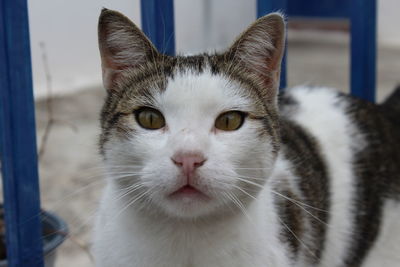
[92,8,400,267]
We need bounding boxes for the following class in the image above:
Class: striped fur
[93,9,400,267]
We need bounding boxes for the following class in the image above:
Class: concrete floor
[34,30,400,267]
[36,87,104,267]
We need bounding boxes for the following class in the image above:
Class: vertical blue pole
[0,0,44,266]
[140,0,176,56]
[350,0,376,102]
[257,0,288,90]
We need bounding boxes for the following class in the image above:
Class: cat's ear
[98,8,159,91]
[226,13,285,101]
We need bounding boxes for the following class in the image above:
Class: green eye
[135,107,165,130]
[215,111,245,131]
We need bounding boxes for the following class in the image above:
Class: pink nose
[171,152,206,177]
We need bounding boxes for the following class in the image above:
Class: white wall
[175,0,256,54]
[378,0,400,47]
[28,0,141,98]
[28,0,256,98]
[28,0,400,98]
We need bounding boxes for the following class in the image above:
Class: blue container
[0,210,68,267]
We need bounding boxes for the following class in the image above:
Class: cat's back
[279,86,400,267]
[280,85,400,198]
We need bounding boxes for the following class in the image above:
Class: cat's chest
[94,189,290,267]
[114,240,281,267]
[115,220,266,266]
[104,229,269,267]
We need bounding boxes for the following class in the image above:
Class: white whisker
[276,216,318,260]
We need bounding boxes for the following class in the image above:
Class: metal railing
[257,0,376,101]
[0,0,44,266]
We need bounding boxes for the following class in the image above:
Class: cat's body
[93,9,400,267]
[277,86,400,267]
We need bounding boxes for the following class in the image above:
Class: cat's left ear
[98,8,159,91]
[226,13,285,102]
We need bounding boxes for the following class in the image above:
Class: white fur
[363,200,400,267]
[284,86,364,266]
[94,183,290,267]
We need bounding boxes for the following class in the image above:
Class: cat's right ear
[98,9,159,91]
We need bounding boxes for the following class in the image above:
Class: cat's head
[98,9,285,219]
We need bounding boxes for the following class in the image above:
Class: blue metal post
[257,0,287,90]
[140,0,176,56]
[350,0,377,102]
[0,0,44,266]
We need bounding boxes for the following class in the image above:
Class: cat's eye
[135,107,165,130]
[215,111,245,131]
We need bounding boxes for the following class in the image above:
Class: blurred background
[27,0,400,266]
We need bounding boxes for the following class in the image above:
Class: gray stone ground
[34,31,400,267]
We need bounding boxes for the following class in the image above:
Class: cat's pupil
[215,111,245,131]
[135,108,165,130]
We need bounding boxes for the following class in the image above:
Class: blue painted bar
[258,0,377,101]
[287,0,350,18]
[257,0,287,90]
[350,0,376,102]
[0,0,44,266]
[140,0,175,56]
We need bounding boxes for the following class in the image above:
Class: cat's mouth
[169,185,209,199]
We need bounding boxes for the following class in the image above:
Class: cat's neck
[98,174,290,266]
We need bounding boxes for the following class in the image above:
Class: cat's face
[98,9,285,219]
